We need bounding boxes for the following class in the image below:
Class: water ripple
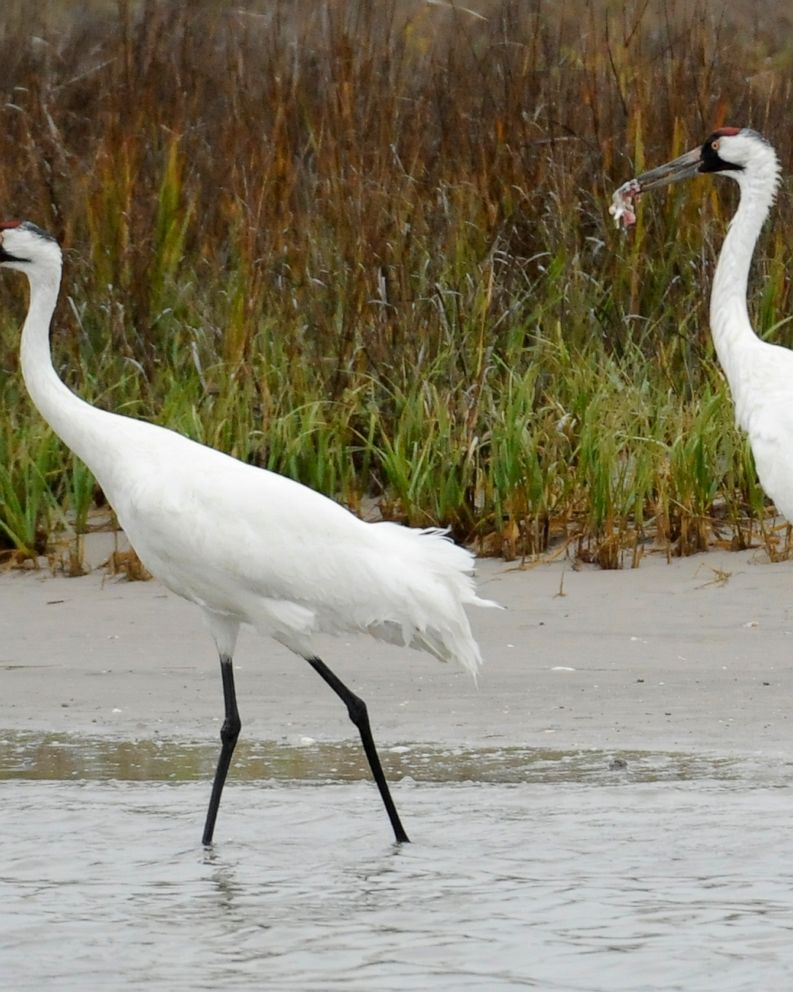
[2,774,793,991]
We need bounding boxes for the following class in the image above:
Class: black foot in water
[202,655,241,846]
[307,655,410,843]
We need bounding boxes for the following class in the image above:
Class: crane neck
[19,264,110,467]
[709,162,778,386]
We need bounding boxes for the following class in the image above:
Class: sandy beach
[5,542,793,992]
[2,545,792,759]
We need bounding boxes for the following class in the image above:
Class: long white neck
[709,154,779,394]
[19,263,111,468]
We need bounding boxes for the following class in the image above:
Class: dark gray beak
[634,146,702,192]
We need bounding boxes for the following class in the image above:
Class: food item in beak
[609,178,641,229]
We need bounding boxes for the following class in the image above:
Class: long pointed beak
[634,146,702,192]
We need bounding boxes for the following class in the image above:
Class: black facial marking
[0,246,28,264]
[699,133,744,174]
[0,220,54,265]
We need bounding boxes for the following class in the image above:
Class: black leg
[202,654,241,846]
[307,655,410,843]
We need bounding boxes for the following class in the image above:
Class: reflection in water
[2,735,793,991]
[1,777,793,991]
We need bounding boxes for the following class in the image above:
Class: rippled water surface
[2,736,793,991]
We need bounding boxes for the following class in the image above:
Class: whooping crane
[612,128,793,523]
[2,220,500,845]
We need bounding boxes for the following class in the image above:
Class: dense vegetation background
[1,0,793,569]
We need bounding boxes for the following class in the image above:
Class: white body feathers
[12,225,497,674]
[703,134,793,521]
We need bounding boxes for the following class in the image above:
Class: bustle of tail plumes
[367,524,502,680]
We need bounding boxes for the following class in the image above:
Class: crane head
[0,220,61,274]
[610,128,779,229]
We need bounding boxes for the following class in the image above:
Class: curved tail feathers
[368,524,502,678]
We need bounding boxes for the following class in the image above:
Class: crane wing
[736,344,793,522]
[104,421,493,671]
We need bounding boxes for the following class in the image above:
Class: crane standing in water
[611,128,793,522]
[2,220,499,846]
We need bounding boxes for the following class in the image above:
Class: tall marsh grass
[1,0,792,567]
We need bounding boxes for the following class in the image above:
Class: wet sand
[1,546,792,758]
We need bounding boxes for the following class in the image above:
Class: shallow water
[2,737,793,991]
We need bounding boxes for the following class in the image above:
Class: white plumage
[616,128,793,522]
[4,220,499,845]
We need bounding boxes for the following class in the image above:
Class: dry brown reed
[1,0,793,567]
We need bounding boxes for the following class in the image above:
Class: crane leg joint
[344,693,368,731]
[220,712,241,745]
